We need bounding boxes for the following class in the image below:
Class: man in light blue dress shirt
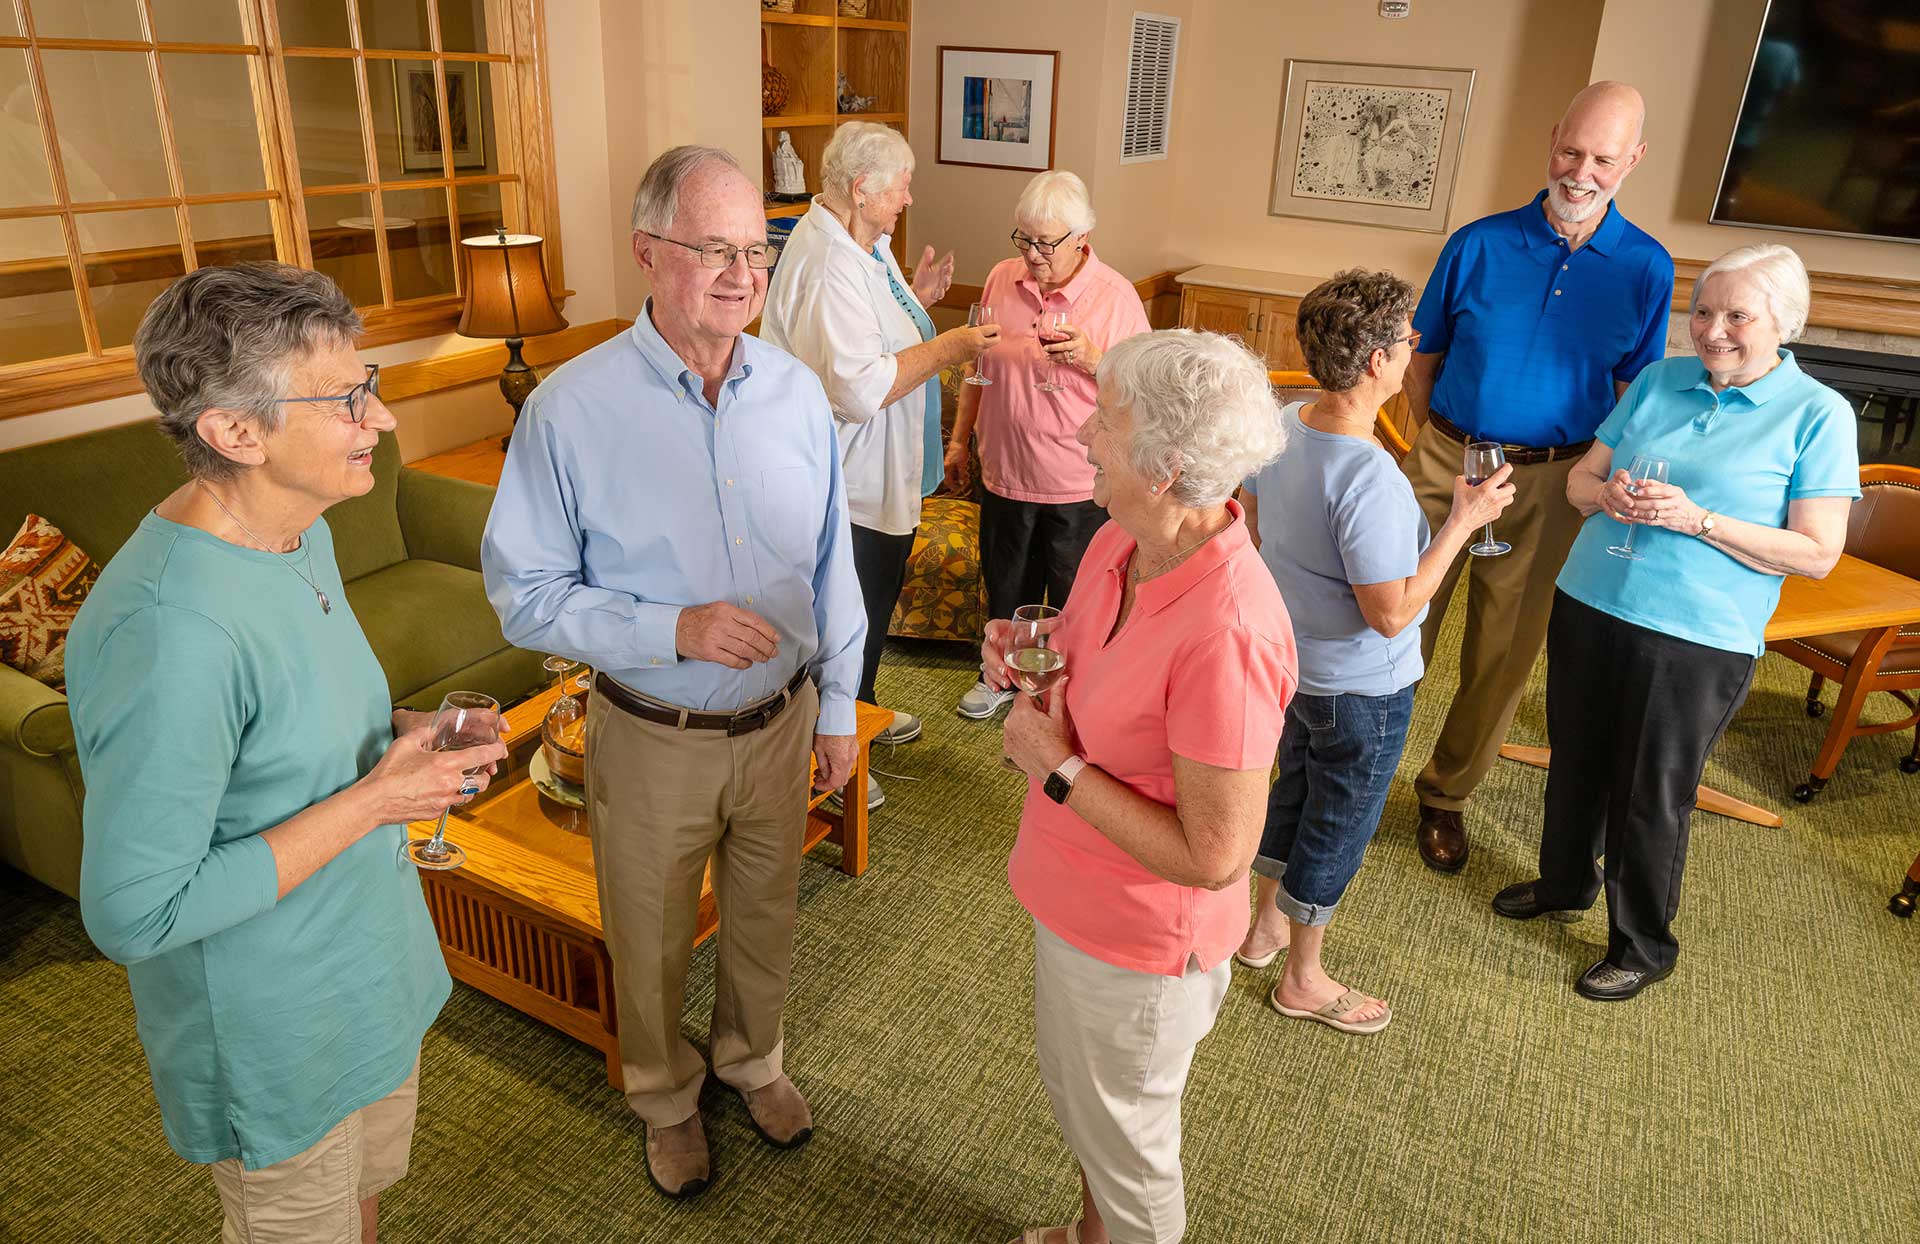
[481,146,863,1200]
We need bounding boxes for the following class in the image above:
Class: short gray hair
[820,122,913,202]
[1296,269,1418,392]
[133,262,361,482]
[630,145,744,234]
[1098,329,1286,507]
[1692,243,1811,342]
[1014,170,1095,236]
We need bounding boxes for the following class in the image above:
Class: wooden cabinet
[1177,282,1305,370]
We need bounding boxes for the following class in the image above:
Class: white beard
[1548,180,1610,224]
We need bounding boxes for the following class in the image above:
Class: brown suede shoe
[1417,803,1469,873]
[644,1111,711,1200]
[735,1075,813,1150]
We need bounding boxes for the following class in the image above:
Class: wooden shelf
[764,113,835,128]
[765,202,810,219]
[761,11,834,26]
[837,17,907,31]
[838,111,903,123]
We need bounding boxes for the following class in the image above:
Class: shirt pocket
[758,466,818,568]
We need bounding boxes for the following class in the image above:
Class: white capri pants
[1031,919,1231,1244]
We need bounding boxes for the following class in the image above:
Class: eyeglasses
[1385,330,1422,352]
[1011,229,1074,257]
[642,232,780,270]
[276,364,381,424]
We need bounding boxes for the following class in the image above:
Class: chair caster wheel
[1902,757,1920,775]
[1791,777,1826,803]
[1804,702,1824,718]
[1892,881,1919,918]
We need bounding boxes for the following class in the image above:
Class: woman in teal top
[1491,245,1859,1002]
[66,263,506,1237]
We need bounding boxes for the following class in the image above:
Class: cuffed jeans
[1253,685,1416,926]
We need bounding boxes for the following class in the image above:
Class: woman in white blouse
[761,122,998,796]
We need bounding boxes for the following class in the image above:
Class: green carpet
[4,602,1918,1242]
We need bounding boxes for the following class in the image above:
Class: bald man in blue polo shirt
[1401,82,1674,873]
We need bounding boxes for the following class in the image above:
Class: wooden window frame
[0,0,563,420]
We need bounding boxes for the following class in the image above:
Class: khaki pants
[208,1059,419,1244]
[1404,420,1586,811]
[584,677,818,1127]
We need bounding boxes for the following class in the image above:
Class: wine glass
[404,690,501,871]
[1034,310,1071,393]
[1000,604,1064,772]
[965,303,995,386]
[1464,441,1512,557]
[1607,454,1670,560]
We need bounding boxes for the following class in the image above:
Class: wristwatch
[1044,755,1087,805]
[1695,511,1717,538]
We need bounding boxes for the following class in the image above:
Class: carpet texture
[4,602,1918,1243]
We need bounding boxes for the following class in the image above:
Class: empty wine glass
[1000,604,1064,772]
[404,690,501,871]
[1607,454,1670,560]
[1034,310,1071,393]
[1464,441,1512,557]
[965,303,995,386]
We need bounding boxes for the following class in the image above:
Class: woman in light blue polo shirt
[1491,244,1859,1001]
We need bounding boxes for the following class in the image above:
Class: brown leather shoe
[644,1111,711,1199]
[735,1075,813,1150]
[1417,803,1469,873]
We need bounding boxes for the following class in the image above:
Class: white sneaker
[824,776,886,814]
[875,711,921,745]
[956,679,1015,720]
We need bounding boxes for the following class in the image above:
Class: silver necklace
[1131,529,1217,584]
[197,481,331,614]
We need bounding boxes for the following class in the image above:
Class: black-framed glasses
[1011,229,1074,257]
[276,364,381,424]
[641,231,780,270]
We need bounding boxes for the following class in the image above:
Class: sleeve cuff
[238,832,281,917]
[813,695,857,736]
[634,604,685,667]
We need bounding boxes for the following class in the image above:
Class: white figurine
[773,131,806,197]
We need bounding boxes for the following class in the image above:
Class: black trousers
[977,488,1108,623]
[1536,591,1755,974]
[850,524,916,706]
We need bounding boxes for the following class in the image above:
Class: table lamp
[458,227,567,448]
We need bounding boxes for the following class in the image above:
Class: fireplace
[1792,342,1920,466]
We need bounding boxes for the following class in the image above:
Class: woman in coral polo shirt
[988,330,1297,1244]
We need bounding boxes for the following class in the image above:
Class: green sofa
[0,419,548,899]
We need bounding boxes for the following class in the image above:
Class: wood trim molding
[1672,258,1920,339]
[379,317,629,401]
[936,269,1181,313]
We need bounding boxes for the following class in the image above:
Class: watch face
[1044,771,1072,803]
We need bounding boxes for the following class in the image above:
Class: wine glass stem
[1482,522,1495,547]
[426,809,451,852]
[1621,526,1636,554]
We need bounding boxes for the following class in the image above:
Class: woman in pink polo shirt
[987,330,1297,1244]
[947,170,1152,723]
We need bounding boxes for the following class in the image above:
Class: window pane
[30,0,143,41]
[39,51,172,203]
[0,51,56,209]
[162,55,267,196]
[284,57,368,188]
[383,186,454,301]
[439,0,494,53]
[360,0,432,51]
[306,192,382,305]
[369,58,443,181]
[0,5,19,37]
[150,0,249,45]
[190,200,277,268]
[460,61,505,177]
[455,179,518,240]
[0,216,87,364]
[277,0,353,48]
[79,208,185,350]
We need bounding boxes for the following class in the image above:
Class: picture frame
[395,63,487,174]
[1268,59,1475,234]
[937,46,1060,173]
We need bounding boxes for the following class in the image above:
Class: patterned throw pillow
[0,514,103,692]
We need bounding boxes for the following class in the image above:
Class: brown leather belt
[595,667,808,736]
[1427,407,1592,465]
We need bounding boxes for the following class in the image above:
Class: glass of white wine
[1607,454,1670,561]
[404,690,500,871]
[1000,605,1065,773]
[965,303,995,386]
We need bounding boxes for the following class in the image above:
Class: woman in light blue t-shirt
[1492,245,1859,1002]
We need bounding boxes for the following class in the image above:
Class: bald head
[1544,80,1648,230]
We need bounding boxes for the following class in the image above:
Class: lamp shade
[457,231,568,339]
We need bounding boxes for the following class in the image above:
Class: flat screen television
[1711,0,1920,245]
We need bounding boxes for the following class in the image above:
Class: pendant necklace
[197,481,331,614]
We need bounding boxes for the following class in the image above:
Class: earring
[1148,484,1160,496]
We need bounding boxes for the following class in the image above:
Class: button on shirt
[1413,189,1674,446]
[481,305,865,735]
[1557,351,1861,656]
[974,250,1151,503]
[1007,502,1298,976]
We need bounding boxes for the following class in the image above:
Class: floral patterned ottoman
[888,495,987,642]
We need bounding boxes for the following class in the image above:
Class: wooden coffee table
[413,681,891,1087]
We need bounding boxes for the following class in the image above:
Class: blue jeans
[1253,685,1416,926]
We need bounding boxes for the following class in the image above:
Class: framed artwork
[937,46,1059,172]
[395,64,487,173]
[1269,60,1475,233]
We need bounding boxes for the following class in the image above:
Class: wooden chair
[1768,464,1920,801]
[1267,369,1413,462]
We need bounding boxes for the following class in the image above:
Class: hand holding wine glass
[404,691,503,870]
[964,303,998,386]
[1000,605,1064,772]
[1607,454,1670,560]
[1035,310,1072,393]
[1464,442,1512,557]
[360,720,506,827]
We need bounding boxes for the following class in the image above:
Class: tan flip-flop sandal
[1012,1222,1084,1243]
[1270,983,1392,1034]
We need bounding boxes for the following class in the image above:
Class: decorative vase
[762,62,791,116]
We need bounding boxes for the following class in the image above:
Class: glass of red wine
[1465,441,1511,557]
[404,690,500,871]
[1034,310,1071,393]
[1000,605,1065,772]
